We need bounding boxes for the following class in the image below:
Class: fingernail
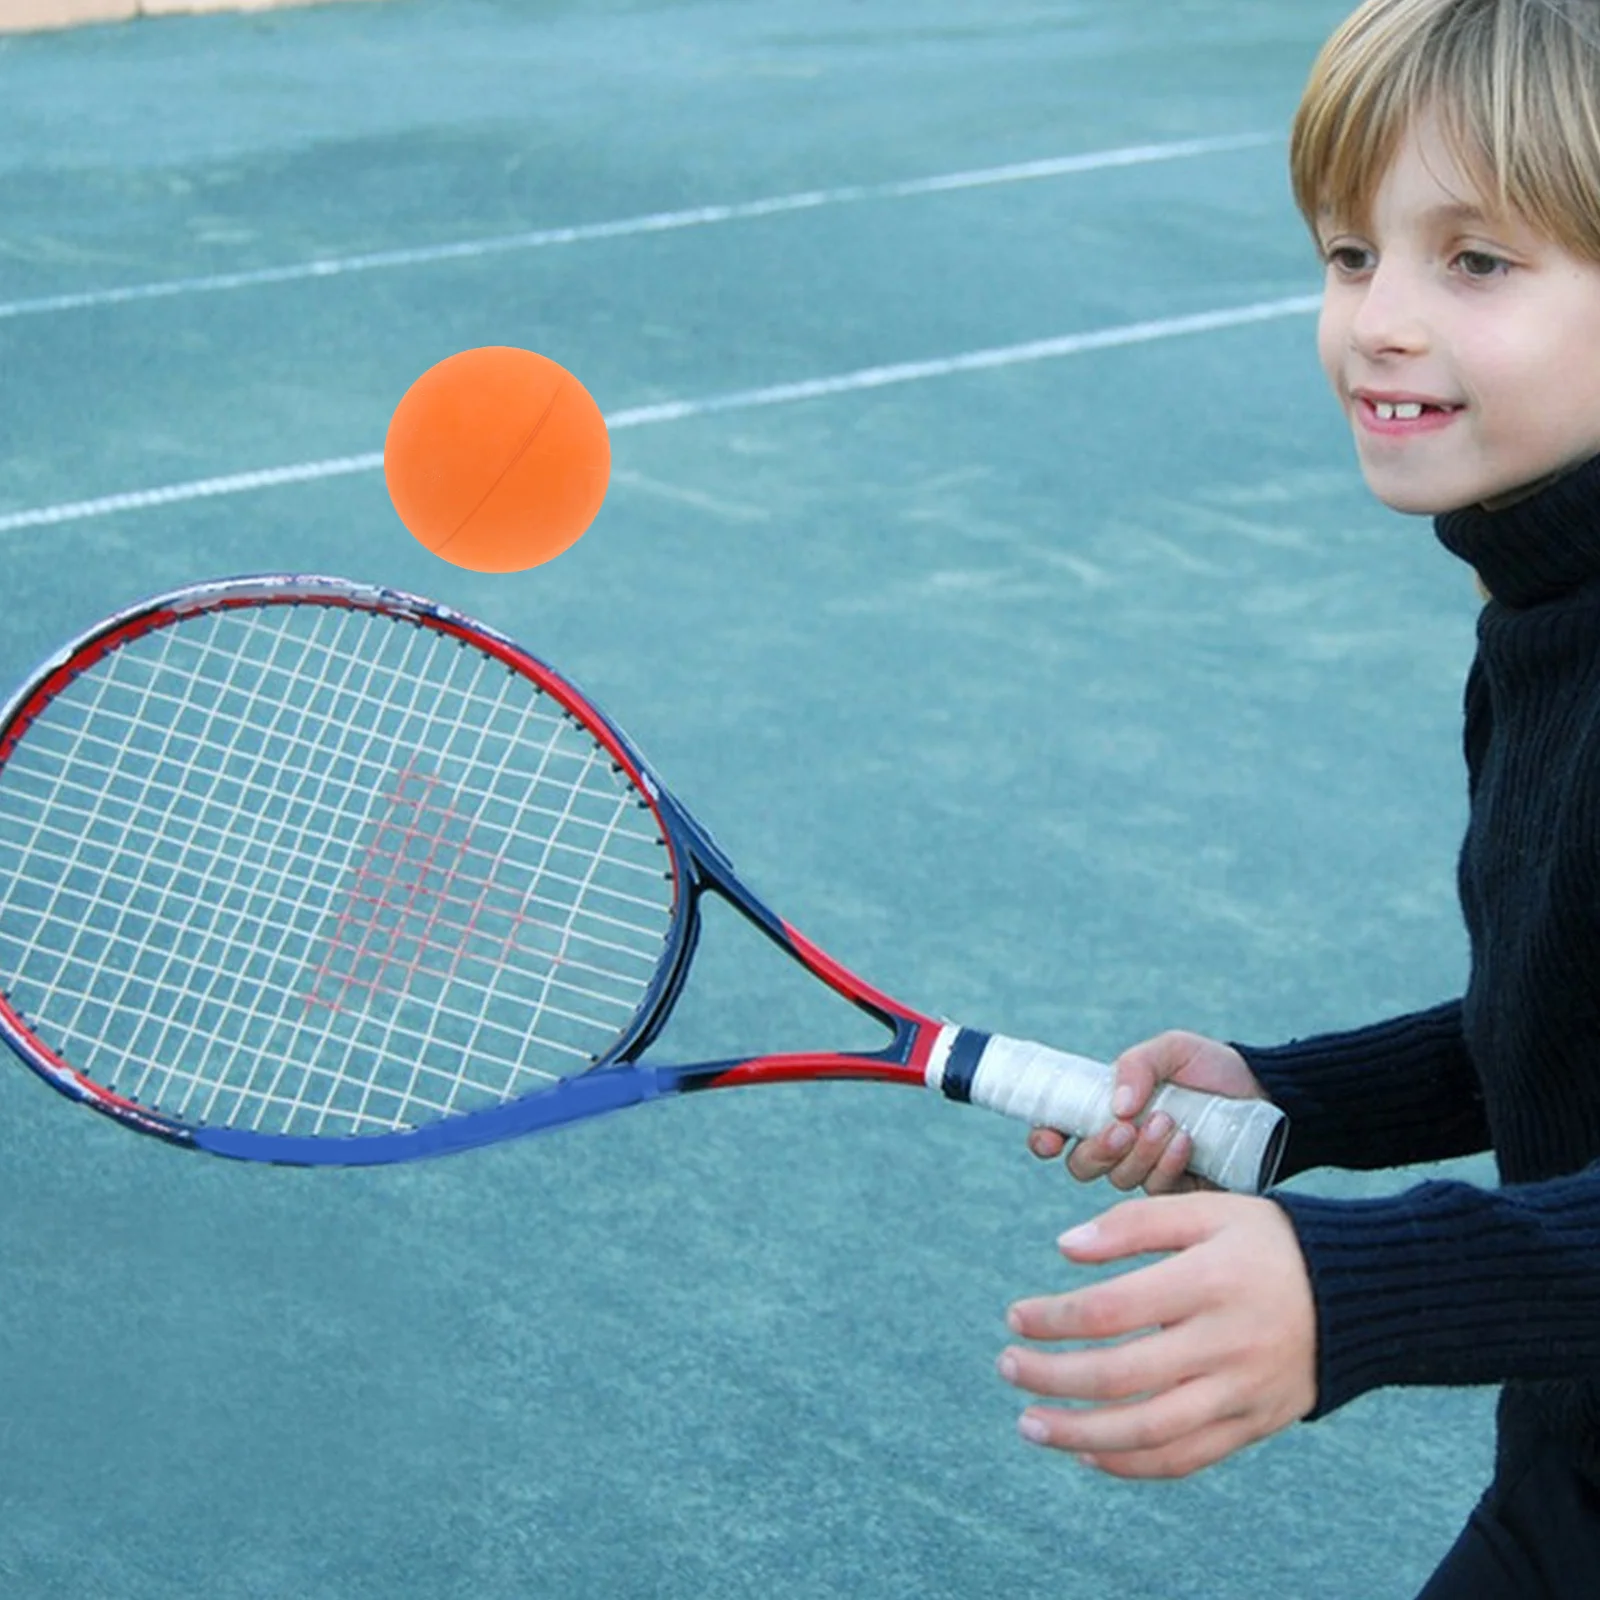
[1059,1222,1097,1252]
[997,1352,1018,1382]
[1146,1111,1173,1141]
[1111,1086,1136,1117]
[1106,1122,1134,1154]
[1019,1415,1049,1445]
[1076,1453,1099,1469]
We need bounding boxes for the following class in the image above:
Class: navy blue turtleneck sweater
[1237,451,1600,1487]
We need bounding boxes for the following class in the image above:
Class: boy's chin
[1360,475,1465,517]
[1358,451,1592,516]
[1358,462,1520,517]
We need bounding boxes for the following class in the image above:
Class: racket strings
[30,607,448,1104]
[23,611,662,1126]
[0,599,677,1137]
[9,607,322,1055]
[10,647,672,902]
[166,610,519,1130]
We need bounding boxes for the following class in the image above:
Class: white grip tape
[959,1034,1286,1194]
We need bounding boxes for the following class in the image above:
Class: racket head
[0,575,702,1164]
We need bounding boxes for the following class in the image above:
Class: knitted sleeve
[1236,1000,1490,1180]
[1274,1165,1600,1418]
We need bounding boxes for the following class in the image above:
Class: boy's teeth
[1374,401,1426,420]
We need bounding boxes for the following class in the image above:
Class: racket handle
[927,1030,1287,1195]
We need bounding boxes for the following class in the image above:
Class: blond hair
[1290,0,1600,263]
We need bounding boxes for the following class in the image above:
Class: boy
[998,2,1600,1594]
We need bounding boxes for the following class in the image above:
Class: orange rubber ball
[384,346,611,573]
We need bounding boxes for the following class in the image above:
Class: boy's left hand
[999,1192,1316,1479]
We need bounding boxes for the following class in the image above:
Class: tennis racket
[0,575,1286,1190]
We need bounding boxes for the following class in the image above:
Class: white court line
[0,293,1320,535]
[0,133,1276,322]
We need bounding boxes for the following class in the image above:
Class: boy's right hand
[1027,1031,1270,1195]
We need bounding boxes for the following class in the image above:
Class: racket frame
[0,575,940,1166]
[0,574,1286,1191]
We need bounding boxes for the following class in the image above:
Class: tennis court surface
[0,3,1494,1595]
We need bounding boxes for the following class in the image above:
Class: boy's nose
[1348,268,1430,358]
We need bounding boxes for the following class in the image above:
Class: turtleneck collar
[1434,452,1600,609]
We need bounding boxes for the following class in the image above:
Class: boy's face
[1316,110,1600,514]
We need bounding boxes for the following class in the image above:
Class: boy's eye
[1455,249,1509,279]
[1324,246,1371,274]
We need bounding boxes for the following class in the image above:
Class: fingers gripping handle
[928,1030,1287,1194]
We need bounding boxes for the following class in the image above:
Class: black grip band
[940,1028,991,1103]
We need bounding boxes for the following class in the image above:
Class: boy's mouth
[1355,394,1466,436]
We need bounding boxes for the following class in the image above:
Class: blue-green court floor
[0,4,1493,1596]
